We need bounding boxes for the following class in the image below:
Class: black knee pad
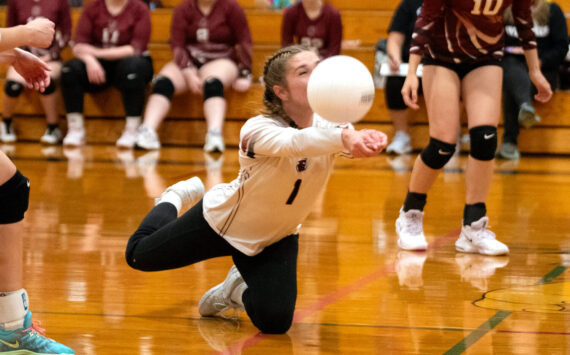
[39,78,56,96]
[420,137,456,169]
[203,77,224,101]
[4,80,24,98]
[152,76,174,100]
[0,170,30,224]
[469,125,497,161]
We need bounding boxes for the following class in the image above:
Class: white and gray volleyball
[307,55,375,123]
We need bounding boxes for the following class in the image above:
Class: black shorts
[385,76,423,111]
[422,56,502,80]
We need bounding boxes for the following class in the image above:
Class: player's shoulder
[242,115,287,132]
[82,0,102,13]
[284,2,302,16]
[322,3,340,16]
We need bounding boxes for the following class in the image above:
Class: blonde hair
[504,0,550,27]
[261,45,313,125]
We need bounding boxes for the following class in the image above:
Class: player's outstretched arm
[0,18,55,52]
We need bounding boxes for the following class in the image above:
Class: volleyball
[307,55,375,123]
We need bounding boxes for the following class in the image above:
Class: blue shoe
[0,311,74,354]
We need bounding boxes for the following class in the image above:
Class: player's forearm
[93,45,135,60]
[0,26,35,52]
[0,48,18,64]
[387,32,405,63]
[523,48,541,73]
[407,54,422,76]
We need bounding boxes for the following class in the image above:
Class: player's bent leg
[231,235,298,334]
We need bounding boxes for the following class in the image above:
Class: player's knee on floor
[203,77,224,101]
[469,125,497,161]
[152,76,174,100]
[420,137,456,169]
[4,80,24,98]
[0,170,30,224]
[254,306,294,334]
[39,79,57,96]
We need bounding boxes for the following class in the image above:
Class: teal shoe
[498,142,520,160]
[518,102,541,129]
[0,311,74,354]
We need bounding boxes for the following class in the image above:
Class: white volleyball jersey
[203,114,346,256]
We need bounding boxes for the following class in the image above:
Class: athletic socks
[403,191,427,212]
[0,289,28,330]
[464,203,486,226]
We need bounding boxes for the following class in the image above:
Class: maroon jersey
[281,3,342,59]
[7,0,72,60]
[170,0,252,75]
[411,0,536,63]
[74,0,151,56]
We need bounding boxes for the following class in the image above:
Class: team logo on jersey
[296,158,308,172]
[197,28,209,42]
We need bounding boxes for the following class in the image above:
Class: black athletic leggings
[125,200,299,334]
[502,54,559,145]
[61,56,154,116]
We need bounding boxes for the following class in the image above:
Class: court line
[221,229,460,354]
[10,156,570,177]
[33,310,570,337]
[443,265,567,355]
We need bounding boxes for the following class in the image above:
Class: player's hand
[12,48,51,92]
[361,129,388,152]
[24,18,55,49]
[183,67,202,94]
[401,73,420,110]
[232,76,251,92]
[85,56,106,85]
[529,69,552,103]
[341,129,386,158]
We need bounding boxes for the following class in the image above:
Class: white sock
[155,191,182,213]
[67,113,84,130]
[125,116,141,131]
[0,289,29,330]
[230,282,247,307]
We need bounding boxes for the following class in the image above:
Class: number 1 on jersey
[286,179,302,205]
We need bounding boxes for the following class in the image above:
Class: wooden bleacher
[0,1,569,154]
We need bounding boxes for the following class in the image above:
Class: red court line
[219,229,460,354]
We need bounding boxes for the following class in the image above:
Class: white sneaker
[154,176,205,207]
[204,132,225,153]
[135,125,161,150]
[0,121,16,143]
[63,127,85,146]
[116,129,137,149]
[396,208,428,250]
[199,265,246,317]
[386,131,412,155]
[455,217,509,255]
[40,127,62,145]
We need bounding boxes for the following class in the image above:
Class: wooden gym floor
[5,143,570,354]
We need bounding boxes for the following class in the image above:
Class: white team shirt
[202,114,346,256]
